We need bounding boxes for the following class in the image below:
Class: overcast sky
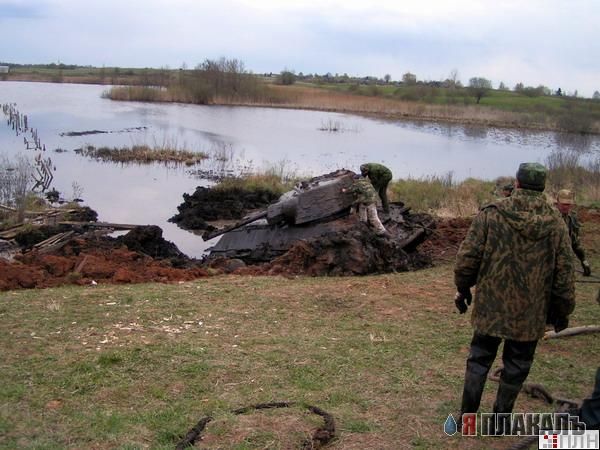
[1,0,599,96]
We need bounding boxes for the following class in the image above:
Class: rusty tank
[204,170,434,266]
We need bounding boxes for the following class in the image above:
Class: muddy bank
[0,213,493,289]
[169,186,281,231]
[0,227,209,291]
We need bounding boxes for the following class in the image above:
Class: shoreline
[3,77,599,135]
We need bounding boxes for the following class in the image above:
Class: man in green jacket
[556,189,592,276]
[360,163,392,213]
[343,175,387,235]
[454,162,575,432]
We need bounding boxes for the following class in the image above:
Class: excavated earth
[3,188,594,291]
[0,214,462,290]
[0,226,209,291]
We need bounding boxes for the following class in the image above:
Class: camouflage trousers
[358,203,386,235]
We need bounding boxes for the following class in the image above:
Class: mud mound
[0,259,47,290]
[0,224,211,291]
[65,206,98,222]
[234,221,432,277]
[578,207,600,224]
[116,226,184,260]
[0,242,209,291]
[14,225,72,248]
[170,186,280,231]
[418,217,472,263]
[271,228,431,276]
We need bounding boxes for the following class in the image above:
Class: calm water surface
[1,82,598,257]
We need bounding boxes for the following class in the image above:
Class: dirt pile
[0,225,210,291]
[266,223,431,276]
[116,225,185,262]
[0,238,209,291]
[419,217,472,263]
[227,214,434,276]
[169,186,280,231]
[14,224,71,248]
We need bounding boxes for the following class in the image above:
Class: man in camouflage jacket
[454,162,575,430]
[360,163,393,213]
[343,175,387,235]
[556,189,592,276]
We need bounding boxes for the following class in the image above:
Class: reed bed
[78,144,208,165]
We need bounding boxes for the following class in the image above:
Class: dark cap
[516,162,546,191]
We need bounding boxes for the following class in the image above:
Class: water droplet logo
[444,414,458,436]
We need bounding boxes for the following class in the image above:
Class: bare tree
[0,154,34,221]
[447,69,460,88]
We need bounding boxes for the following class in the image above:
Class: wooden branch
[543,325,600,340]
[0,204,17,212]
[58,221,142,230]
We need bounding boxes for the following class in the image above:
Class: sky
[1,0,599,97]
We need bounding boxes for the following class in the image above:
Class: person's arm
[569,215,591,275]
[569,216,586,261]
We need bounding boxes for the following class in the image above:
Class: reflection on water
[1,81,599,257]
[554,132,595,153]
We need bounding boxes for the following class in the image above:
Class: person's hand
[454,289,472,314]
[582,260,591,277]
[554,317,569,333]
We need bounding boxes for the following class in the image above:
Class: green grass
[1,225,598,450]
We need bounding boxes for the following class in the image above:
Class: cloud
[0,0,598,96]
[0,0,47,19]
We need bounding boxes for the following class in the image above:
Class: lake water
[1,81,598,257]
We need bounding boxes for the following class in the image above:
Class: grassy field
[1,218,598,449]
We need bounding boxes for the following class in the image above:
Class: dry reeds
[390,174,496,217]
[546,150,600,204]
[78,144,208,165]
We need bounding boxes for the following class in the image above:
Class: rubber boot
[491,381,521,435]
[460,370,488,416]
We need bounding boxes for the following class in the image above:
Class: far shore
[3,74,600,135]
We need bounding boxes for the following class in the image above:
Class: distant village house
[0,66,9,74]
